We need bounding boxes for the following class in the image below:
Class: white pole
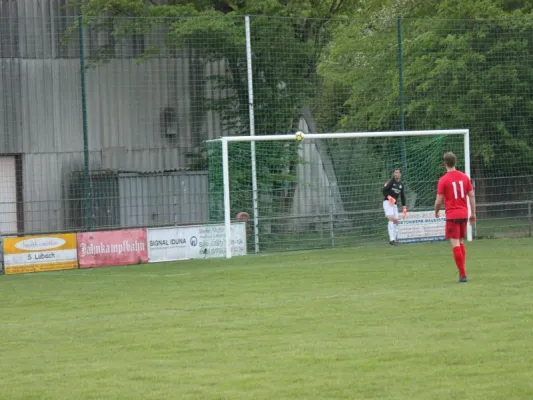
[245,15,260,254]
[464,129,473,241]
[222,138,232,258]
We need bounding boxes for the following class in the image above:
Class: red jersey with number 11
[437,170,473,220]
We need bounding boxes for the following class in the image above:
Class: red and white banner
[77,229,148,268]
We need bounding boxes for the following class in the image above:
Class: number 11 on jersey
[452,181,465,199]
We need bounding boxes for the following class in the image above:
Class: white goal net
[207,129,471,258]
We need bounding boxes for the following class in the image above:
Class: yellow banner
[4,234,77,254]
[3,233,78,275]
[4,262,77,275]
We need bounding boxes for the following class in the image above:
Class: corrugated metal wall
[119,171,208,228]
[85,57,225,171]
[19,60,84,153]
[1,0,80,58]
[0,1,230,234]
[0,56,226,160]
[0,59,23,153]
[22,151,103,234]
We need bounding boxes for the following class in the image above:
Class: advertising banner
[77,229,148,268]
[397,211,446,244]
[148,222,247,263]
[3,233,78,275]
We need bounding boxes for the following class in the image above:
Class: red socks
[453,246,466,277]
[460,242,466,259]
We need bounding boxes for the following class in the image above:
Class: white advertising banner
[397,211,446,244]
[148,222,247,263]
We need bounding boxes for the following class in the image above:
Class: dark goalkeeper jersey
[382,179,406,206]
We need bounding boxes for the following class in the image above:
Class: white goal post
[209,129,471,258]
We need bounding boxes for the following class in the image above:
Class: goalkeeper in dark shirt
[382,168,407,245]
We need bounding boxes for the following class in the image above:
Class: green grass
[2,238,533,399]
[475,218,532,238]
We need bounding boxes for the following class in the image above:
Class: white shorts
[383,200,399,219]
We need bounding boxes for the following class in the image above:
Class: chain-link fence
[1,13,532,249]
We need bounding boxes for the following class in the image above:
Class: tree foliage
[318,0,533,179]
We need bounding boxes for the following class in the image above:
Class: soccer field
[2,239,533,400]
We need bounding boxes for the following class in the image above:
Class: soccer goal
[206,129,471,258]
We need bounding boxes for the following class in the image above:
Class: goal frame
[208,129,471,258]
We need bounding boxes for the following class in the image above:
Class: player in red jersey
[434,152,476,283]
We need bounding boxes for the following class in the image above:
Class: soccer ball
[295,131,305,141]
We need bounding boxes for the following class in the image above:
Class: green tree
[403,11,533,180]
[318,0,533,185]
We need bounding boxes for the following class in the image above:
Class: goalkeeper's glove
[402,206,407,216]
[387,195,396,205]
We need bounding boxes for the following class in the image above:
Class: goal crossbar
[213,129,471,258]
[207,129,470,143]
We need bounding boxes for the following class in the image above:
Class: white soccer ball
[295,131,305,141]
